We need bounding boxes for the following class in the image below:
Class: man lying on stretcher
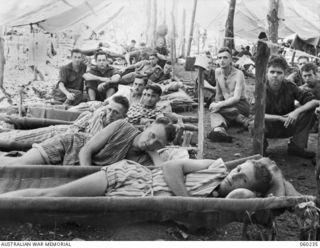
[0,157,292,199]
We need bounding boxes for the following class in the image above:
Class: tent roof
[1,0,319,41]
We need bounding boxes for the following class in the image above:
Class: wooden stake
[223,0,236,50]
[252,37,270,155]
[267,0,279,54]
[186,0,198,56]
[197,67,205,159]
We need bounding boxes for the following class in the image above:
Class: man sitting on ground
[52,49,87,106]
[0,96,130,151]
[299,63,320,99]
[207,47,250,143]
[263,55,316,158]
[0,157,289,199]
[287,55,309,86]
[83,51,121,101]
[120,53,162,85]
[4,117,176,167]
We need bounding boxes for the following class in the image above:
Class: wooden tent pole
[186,0,198,56]
[267,0,279,55]
[197,67,205,159]
[223,0,236,50]
[252,37,270,155]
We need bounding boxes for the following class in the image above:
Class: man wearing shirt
[52,49,86,106]
[83,51,121,101]
[263,56,316,158]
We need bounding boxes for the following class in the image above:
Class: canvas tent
[0,0,319,41]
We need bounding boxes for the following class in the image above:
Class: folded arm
[162,159,215,196]
[79,121,119,166]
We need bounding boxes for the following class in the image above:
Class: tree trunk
[170,0,176,67]
[180,8,186,58]
[223,0,236,50]
[267,0,279,54]
[252,39,270,155]
[146,0,151,45]
[152,0,158,48]
[186,0,198,56]
[197,26,200,54]
[0,26,5,89]
[163,0,166,24]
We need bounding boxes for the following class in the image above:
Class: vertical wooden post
[267,0,279,55]
[186,0,198,57]
[197,67,205,159]
[181,8,186,58]
[223,0,236,50]
[252,38,270,155]
[0,25,5,89]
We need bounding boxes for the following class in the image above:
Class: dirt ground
[0,108,317,241]
[0,62,317,240]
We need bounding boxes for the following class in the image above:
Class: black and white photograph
[0,0,319,244]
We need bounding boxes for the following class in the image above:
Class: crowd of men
[0,39,318,201]
[206,48,320,160]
